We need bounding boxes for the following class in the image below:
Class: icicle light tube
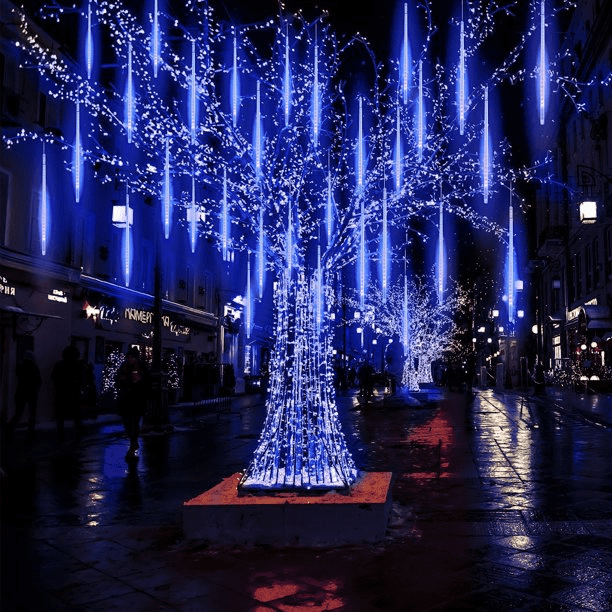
[539,0,546,126]
[125,41,134,143]
[483,85,490,204]
[73,100,83,203]
[152,0,160,78]
[40,144,48,256]
[123,189,131,287]
[402,2,409,105]
[163,139,171,239]
[86,1,93,80]
[459,18,466,135]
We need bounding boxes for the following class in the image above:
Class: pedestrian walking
[9,350,42,439]
[116,346,150,461]
[51,345,84,441]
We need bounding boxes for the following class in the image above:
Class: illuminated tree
[4,0,586,490]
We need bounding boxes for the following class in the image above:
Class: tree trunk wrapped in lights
[240,272,358,490]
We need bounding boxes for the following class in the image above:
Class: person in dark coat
[9,350,42,438]
[51,345,84,441]
[116,347,150,460]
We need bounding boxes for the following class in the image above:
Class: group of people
[7,345,150,461]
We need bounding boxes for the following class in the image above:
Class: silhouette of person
[51,345,84,441]
[9,350,42,438]
[116,347,150,461]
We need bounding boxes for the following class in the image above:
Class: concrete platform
[183,471,392,546]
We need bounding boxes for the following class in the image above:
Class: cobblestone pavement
[2,386,612,611]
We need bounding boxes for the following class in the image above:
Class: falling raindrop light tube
[286,202,293,275]
[190,39,197,143]
[284,29,291,127]
[402,274,409,349]
[231,32,239,127]
[459,17,466,135]
[312,36,320,147]
[221,167,228,261]
[255,80,262,180]
[86,1,93,80]
[417,60,424,161]
[539,0,546,126]
[257,208,264,298]
[438,197,444,303]
[402,2,409,105]
[483,85,490,204]
[246,254,252,339]
[508,192,515,323]
[357,97,364,189]
[382,186,389,302]
[190,173,197,253]
[40,144,48,256]
[163,139,171,239]
[395,104,401,192]
[359,197,366,309]
[124,189,131,287]
[326,170,333,245]
[125,41,134,143]
[73,100,82,203]
[152,0,159,78]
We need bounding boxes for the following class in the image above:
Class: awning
[580,306,612,332]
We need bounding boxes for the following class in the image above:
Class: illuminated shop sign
[0,275,16,296]
[124,308,191,337]
[48,289,68,303]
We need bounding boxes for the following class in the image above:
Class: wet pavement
[2,385,612,611]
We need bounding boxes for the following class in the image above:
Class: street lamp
[579,200,597,223]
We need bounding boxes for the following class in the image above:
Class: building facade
[0,0,268,424]
[531,0,612,381]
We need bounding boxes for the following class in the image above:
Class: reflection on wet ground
[3,387,612,611]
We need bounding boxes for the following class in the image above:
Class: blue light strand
[125,41,134,143]
[458,17,466,135]
[284,27,291,127]
[257,208,264,298]
[381,186,389,302]
[508,193,515,323]
[438,196,444,304]
[85,0,93,80]
[151,0,160,78]
[539,0,547,125]
[254,80,262,180]
[246,253,252,339]
[326,170,334,245]
[482,85,490,204]
[123,188,131,287]
[163,138,171,239]
[190,39,197,143]
[394,103,401,193]
[40,143,48,256]
[402,2,410,105]
[312,36,320,147]
[417,60,424,161]
[73,100,83,203]
[221,167,229,261]
[231,31,239,127]
[190,172,197,253]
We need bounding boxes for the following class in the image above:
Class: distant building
[530,0,612,379]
